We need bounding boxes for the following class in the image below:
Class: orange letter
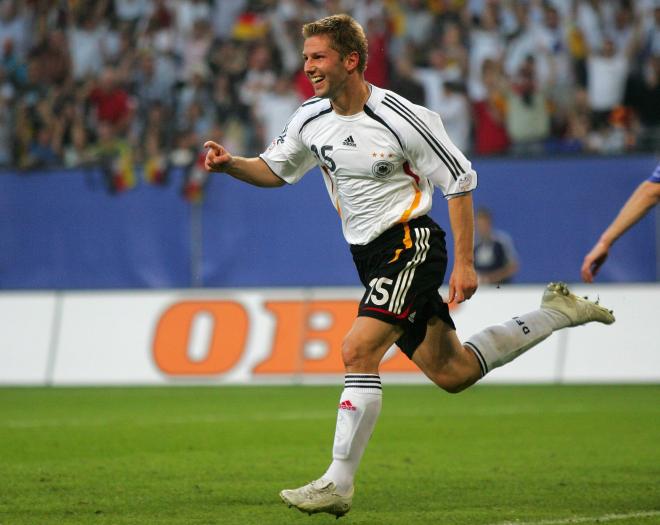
[153,301,248,375]
[254,300,358,374]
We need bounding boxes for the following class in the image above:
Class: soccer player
[581,163,660,283]
[204,14,615,518]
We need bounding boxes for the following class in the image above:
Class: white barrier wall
[1,285,658,385]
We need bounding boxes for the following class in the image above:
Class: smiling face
[303,34,353,100]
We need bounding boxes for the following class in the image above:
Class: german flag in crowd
[143,155,168,185]
[109,142,136,193]
[181,151,209,203]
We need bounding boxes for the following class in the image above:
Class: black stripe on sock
[464,342,488,377]
[344,384,382,390]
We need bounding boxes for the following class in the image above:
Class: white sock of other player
[323,374,382,495]
[464,309,570,377]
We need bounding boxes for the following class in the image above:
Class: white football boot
[541,282,615,326]
[280,478,353,518]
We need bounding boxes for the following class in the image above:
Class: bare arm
[204,140,285,188]
[447,192,478,303]
[581,181,660,282]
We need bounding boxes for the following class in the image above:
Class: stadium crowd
[0,0,658,177]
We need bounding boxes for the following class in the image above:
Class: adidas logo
[339,400,357,411]
[342,135,357,147]
[408,311,417,323]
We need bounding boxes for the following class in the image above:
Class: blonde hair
[302,14,368,73]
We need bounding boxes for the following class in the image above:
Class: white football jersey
[259,84,477,245]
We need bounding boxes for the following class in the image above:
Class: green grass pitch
[1,385,659,525]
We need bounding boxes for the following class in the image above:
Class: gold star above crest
[370,151,396,159]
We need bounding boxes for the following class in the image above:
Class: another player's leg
[413,282,615,389]
[280,316,401,517]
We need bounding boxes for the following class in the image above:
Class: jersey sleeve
[259,109,317,184]
[648,163,660,184]
[404,106,477,198]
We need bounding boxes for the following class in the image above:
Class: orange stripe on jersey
[398,162,422,225]
[388,163,421,263]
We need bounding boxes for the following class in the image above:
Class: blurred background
[0,0,658,385]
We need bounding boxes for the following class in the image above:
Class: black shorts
[350,215,456,359]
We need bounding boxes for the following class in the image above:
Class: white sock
[323,374,382,494]
[465,308,569,376]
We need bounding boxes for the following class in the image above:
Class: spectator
[0,0,657,171]
[467,3,505,102]
[184,99,216,144]
[67,4,109,81]
[399,0,434,49]
[211,0,247,40]
[61,113,89,168]
[27,126,59,168]
[179,19,214,82]
[437,81,471,153]
[137,100,171,165]
[505,55,551,156]
[388,54,425,106]
[586,37,636,128]
[625,55,660,150]
[474,207,519,285]
[0,0,30,61]
[0,70,12,166]
[414,47,449,114]
[439,21,468,82]
[212,72,246,124]
[176,62,212,129]
[133,51,176,111]
[364,15,389,88]
[1,37,26,89]
[535,4,576,129]
[113,0,150,28]
[241,43,277,102]
[174,0,211,38]
[472,58,510,156]
[254,74,301,149]
[88,65,134,136]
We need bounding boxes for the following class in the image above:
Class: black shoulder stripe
[385,94,463,176]
[299,107,333,135]
[383,94,463,179]
[301,97,323,107]
[382,98,458,180]
[363,104,404,151]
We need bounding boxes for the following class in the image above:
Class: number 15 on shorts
[366,277,393,306]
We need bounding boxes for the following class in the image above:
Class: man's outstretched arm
[581,180,660,282]
[204,140,285,188]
